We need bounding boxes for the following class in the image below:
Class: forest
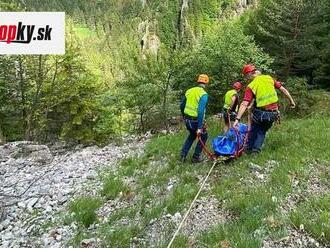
[0,0,329,144]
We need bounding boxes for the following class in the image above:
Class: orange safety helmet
[232,81,243,90]
[242,64,256,75]
[197,74,209,84]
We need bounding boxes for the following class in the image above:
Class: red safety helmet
[242,64,256,75]
[233,81,243,90]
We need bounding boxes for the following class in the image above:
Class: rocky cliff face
[140,20,161,57]
[137,0,257,55]
[18,0,257,62]
[235,0,258,15]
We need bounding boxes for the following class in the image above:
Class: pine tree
[313,0,330,88]
[246,0,330,88]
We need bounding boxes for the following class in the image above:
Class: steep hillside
[61,112,329,247]
[2,98,328,247]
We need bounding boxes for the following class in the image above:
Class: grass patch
[315,161,330,187]
[140,116,330,247]
[197,222,262,248]
[106,207,137,225]
[290,195,330,243]
[171,235,189,247]
[138,182,199,226]
[69,196,102,227]
[228,188,276,219]
[101,174,129,200]
[99,225,140,247]
[69,228,94,247]
[213,173,243,200]
[166,183,198,214]
[118,156,149,177]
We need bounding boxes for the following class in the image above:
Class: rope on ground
[166,160,218,248]
[198,135,216,161]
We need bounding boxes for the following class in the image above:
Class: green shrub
[173,21,273,114]
[279,77,330,118]
[119,156,149,177]
[69,196,102,227]
[102,225,140,247]
[101,175,129,200]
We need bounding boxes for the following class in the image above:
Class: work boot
[244,149,252,155]
[179,155,186,163]
[192,156,204,163]
[245,149,260,156]
[250,150,260,156]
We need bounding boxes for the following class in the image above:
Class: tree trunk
[18,56,28,133]
[45,58,58,116]
[162,70,173,130]
[94,15,98,30]
[0,120,5,145]
[140,112,144,133]
[83,11,89,26]
[26,55,45,140]
[284,3,302,79]
[177,0,188,48]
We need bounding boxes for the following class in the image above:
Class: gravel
[264,160,329,248]
[142,196,231,247]
[0,139,144,248]
[263,228,327,248]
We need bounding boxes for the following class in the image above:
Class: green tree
[173,21,273,112]
[43,45,100,142]
[313,0,330,88]
[119,49,178,132]
[245,0,330,88]
[0,29,102,142]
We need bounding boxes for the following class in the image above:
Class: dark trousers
[181,119,208,158]
[247,108,278,152]
[222,108,237,124]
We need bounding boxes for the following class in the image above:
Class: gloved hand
[196,129,203,136]
[233,119,239,128]
[203,121,207,129]
[230,111,237,121]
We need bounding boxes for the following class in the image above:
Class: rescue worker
[180,74,209,163]
[233,64,296,154]
[222,81,243,133]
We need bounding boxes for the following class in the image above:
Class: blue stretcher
[212,123,249,157]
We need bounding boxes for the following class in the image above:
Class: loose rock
[0,139,145,248]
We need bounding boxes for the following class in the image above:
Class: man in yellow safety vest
[233,64,296,154]
[222,81,243,133]
[180,74,209,163]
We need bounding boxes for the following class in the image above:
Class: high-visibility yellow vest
[184,86,207,117]
[223,89,238,110]
[248,75,278,107]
